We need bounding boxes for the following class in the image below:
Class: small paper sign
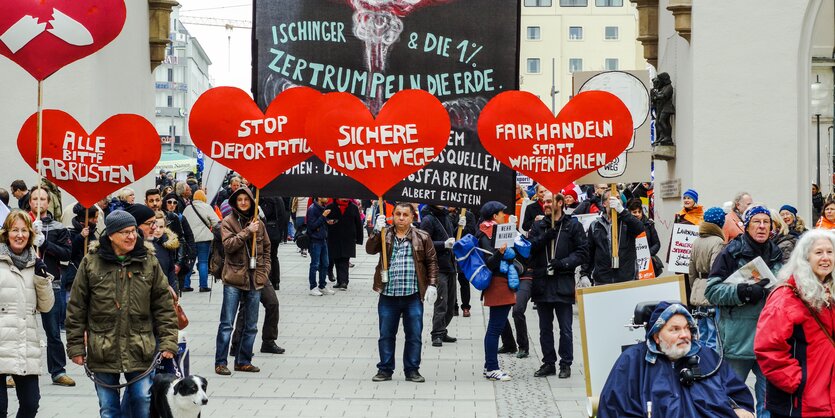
[636,232,655,280]
[667,223,700,274]
[494,223,517,249]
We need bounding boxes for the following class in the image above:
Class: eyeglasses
[142,220,158,229]
[115,228,137,237]
[166,200,178,205]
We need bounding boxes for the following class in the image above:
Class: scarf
[0,243,34,270]
[817,216,835,230]
[479,220,497,239]
[337,199,350,214]
[677,205,704,225]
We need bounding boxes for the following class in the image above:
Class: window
[524,0,552,6]
[527,58,541,74]
[605,26,619,40]
[167,95,173,107]
[527,26,541,40]
[167,68,174,82]
[560,0,588,6]
[569,26,583,40]
[605,58,619,71]
[569,58,583,73]
[596,0,623,5]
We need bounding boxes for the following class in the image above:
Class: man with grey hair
[724,192,752,243]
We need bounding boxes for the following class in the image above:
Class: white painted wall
[0,2,156,208]
[652,0,823,260]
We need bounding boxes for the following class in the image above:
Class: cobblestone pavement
[14,243,590,417]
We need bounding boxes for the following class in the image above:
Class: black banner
[253,0,519,208]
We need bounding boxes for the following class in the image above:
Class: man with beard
[598,302,754,418]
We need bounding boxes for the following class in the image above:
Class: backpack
[452,234,493,291]
[294,223,310,250]
[209,223,224,280]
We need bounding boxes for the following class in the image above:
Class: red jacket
[755,277,835,417]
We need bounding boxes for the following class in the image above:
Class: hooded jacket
[220,187,271,291]
[29,211,71,289]
[65,234,178,373]
[527,213,588,304]
[418,205,455,273]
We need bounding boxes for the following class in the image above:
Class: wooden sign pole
[610,184,619,269]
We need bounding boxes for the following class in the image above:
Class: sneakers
[516,350,529,359]
[559,365,571,379]
[52,374,76,387]
[334,283,348,290]
[372,370,392,382]
[320,287,335,295]
[405,371,425,383]
[300,250,308,258]
[463,308,471,317]
[534,364,556,377]
[215,365,231,375]
[260,342,286,354]
[309,288,323,296]
[484,369,512,381]
[6,376,13,388]
[497,345,517,354]
[234,364,260,373]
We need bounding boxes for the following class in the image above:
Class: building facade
[520,0,645,113]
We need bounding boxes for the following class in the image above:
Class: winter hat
[560,187,578,202]
[743,205,771,228]
[779,205,798,216]
[125,204,155,225]
[645,302,699,364]
[479,201,507,221]
[193,190,207,203]
[220,200,233,218]
[703,207,726,228]
[682,189,699,203]
[105,210,137,236]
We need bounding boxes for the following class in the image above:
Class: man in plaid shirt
[366,202,439,383]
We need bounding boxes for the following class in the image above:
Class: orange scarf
[677,205,704,225]
[817,216,835,230]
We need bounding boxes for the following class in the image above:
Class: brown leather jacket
[366,226,438,299]
[221,188,271,291]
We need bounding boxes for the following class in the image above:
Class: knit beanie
[125,204,156,225]
[743,205,770,228]
[683,189,698,203]
[703,207,726,228]
[105,210,137,236]
[561,187,578,201]
[779,205,798,216]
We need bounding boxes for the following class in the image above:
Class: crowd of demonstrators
[326,198,364,290]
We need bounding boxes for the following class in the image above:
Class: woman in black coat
[325,199,364,290]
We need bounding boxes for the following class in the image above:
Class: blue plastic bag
[453,234,493,291]
[513,235,532,259]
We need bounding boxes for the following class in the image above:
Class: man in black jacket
[574,184,608,215]
[419,205,458,347]
[527,192,589,378]
[581,190,644,284]
[522,184,547,232]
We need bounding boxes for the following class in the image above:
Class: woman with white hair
[755,229,835,417]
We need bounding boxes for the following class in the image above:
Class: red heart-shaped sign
[17,110,160,207]
[306,90,451,197]
[0,0,126,80]
[189,86,322,189]
[478,90,633,194]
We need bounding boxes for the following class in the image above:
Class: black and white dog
[150,374,208,418]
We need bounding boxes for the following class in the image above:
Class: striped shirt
[382,234,418,297]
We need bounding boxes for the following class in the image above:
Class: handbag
[452,234,493,291]
[169,287,189,330]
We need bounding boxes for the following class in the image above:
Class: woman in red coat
[755,229,835,417]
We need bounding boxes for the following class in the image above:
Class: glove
[33,232,45,248]
[425,285,438,304]
[609,196,624,213]
[34,258,48,277]
[508,215,518,226]
[444,238,455,249]
[548,258,567,272]
[458,214,466,227]
[577,275,592,288]
[31,219,43,234]
[374,215,386,233]
[737,279,769,304]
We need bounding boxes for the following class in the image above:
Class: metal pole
[817,113,822,187]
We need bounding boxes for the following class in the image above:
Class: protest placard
[635,232,655,280]
[494,223,517,249]
[667,223,700,274]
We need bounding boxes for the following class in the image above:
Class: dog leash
[84,352,183,389]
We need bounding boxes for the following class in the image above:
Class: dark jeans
[269,240,280,289]
[0,374,39,418]
[500,279,531,352]
[377,294,423,374]
[233,285,279,346]
[431,271,457,338]
[332,257,350,286]
[308,241,328,289]
[215,285,261,366]
[537,301,574,367]
[484,305,512,371]
[184,241,211,289]
[41,287,67,379]
[456,271,471,310]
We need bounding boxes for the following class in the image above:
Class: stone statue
[652,72,675,146]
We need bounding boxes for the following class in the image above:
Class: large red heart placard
[0,0,127,80]
[17,110,160,207]
[189,86,322,189]
[306,90,451,197]
[478,90,633,194]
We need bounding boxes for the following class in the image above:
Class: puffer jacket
[772,233,798,264]
[221,187,271,291]
[755,277,835,417]
[527,214,588,304]
[705,234,783,360]
[688,222,725,306]
[0,244,54,376]
[65,235,178,373]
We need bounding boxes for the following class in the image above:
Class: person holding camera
[598,302,754,417]
[527,191,588,379]
[706,205,783,418]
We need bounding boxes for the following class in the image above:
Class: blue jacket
[704,234,782,360]
[306,201,328,242]
[598,343,754,417]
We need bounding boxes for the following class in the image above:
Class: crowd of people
[2,172,835,417]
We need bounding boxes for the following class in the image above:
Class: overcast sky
[176,0,253,94]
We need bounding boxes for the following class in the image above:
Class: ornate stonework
[148,0,179,71]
